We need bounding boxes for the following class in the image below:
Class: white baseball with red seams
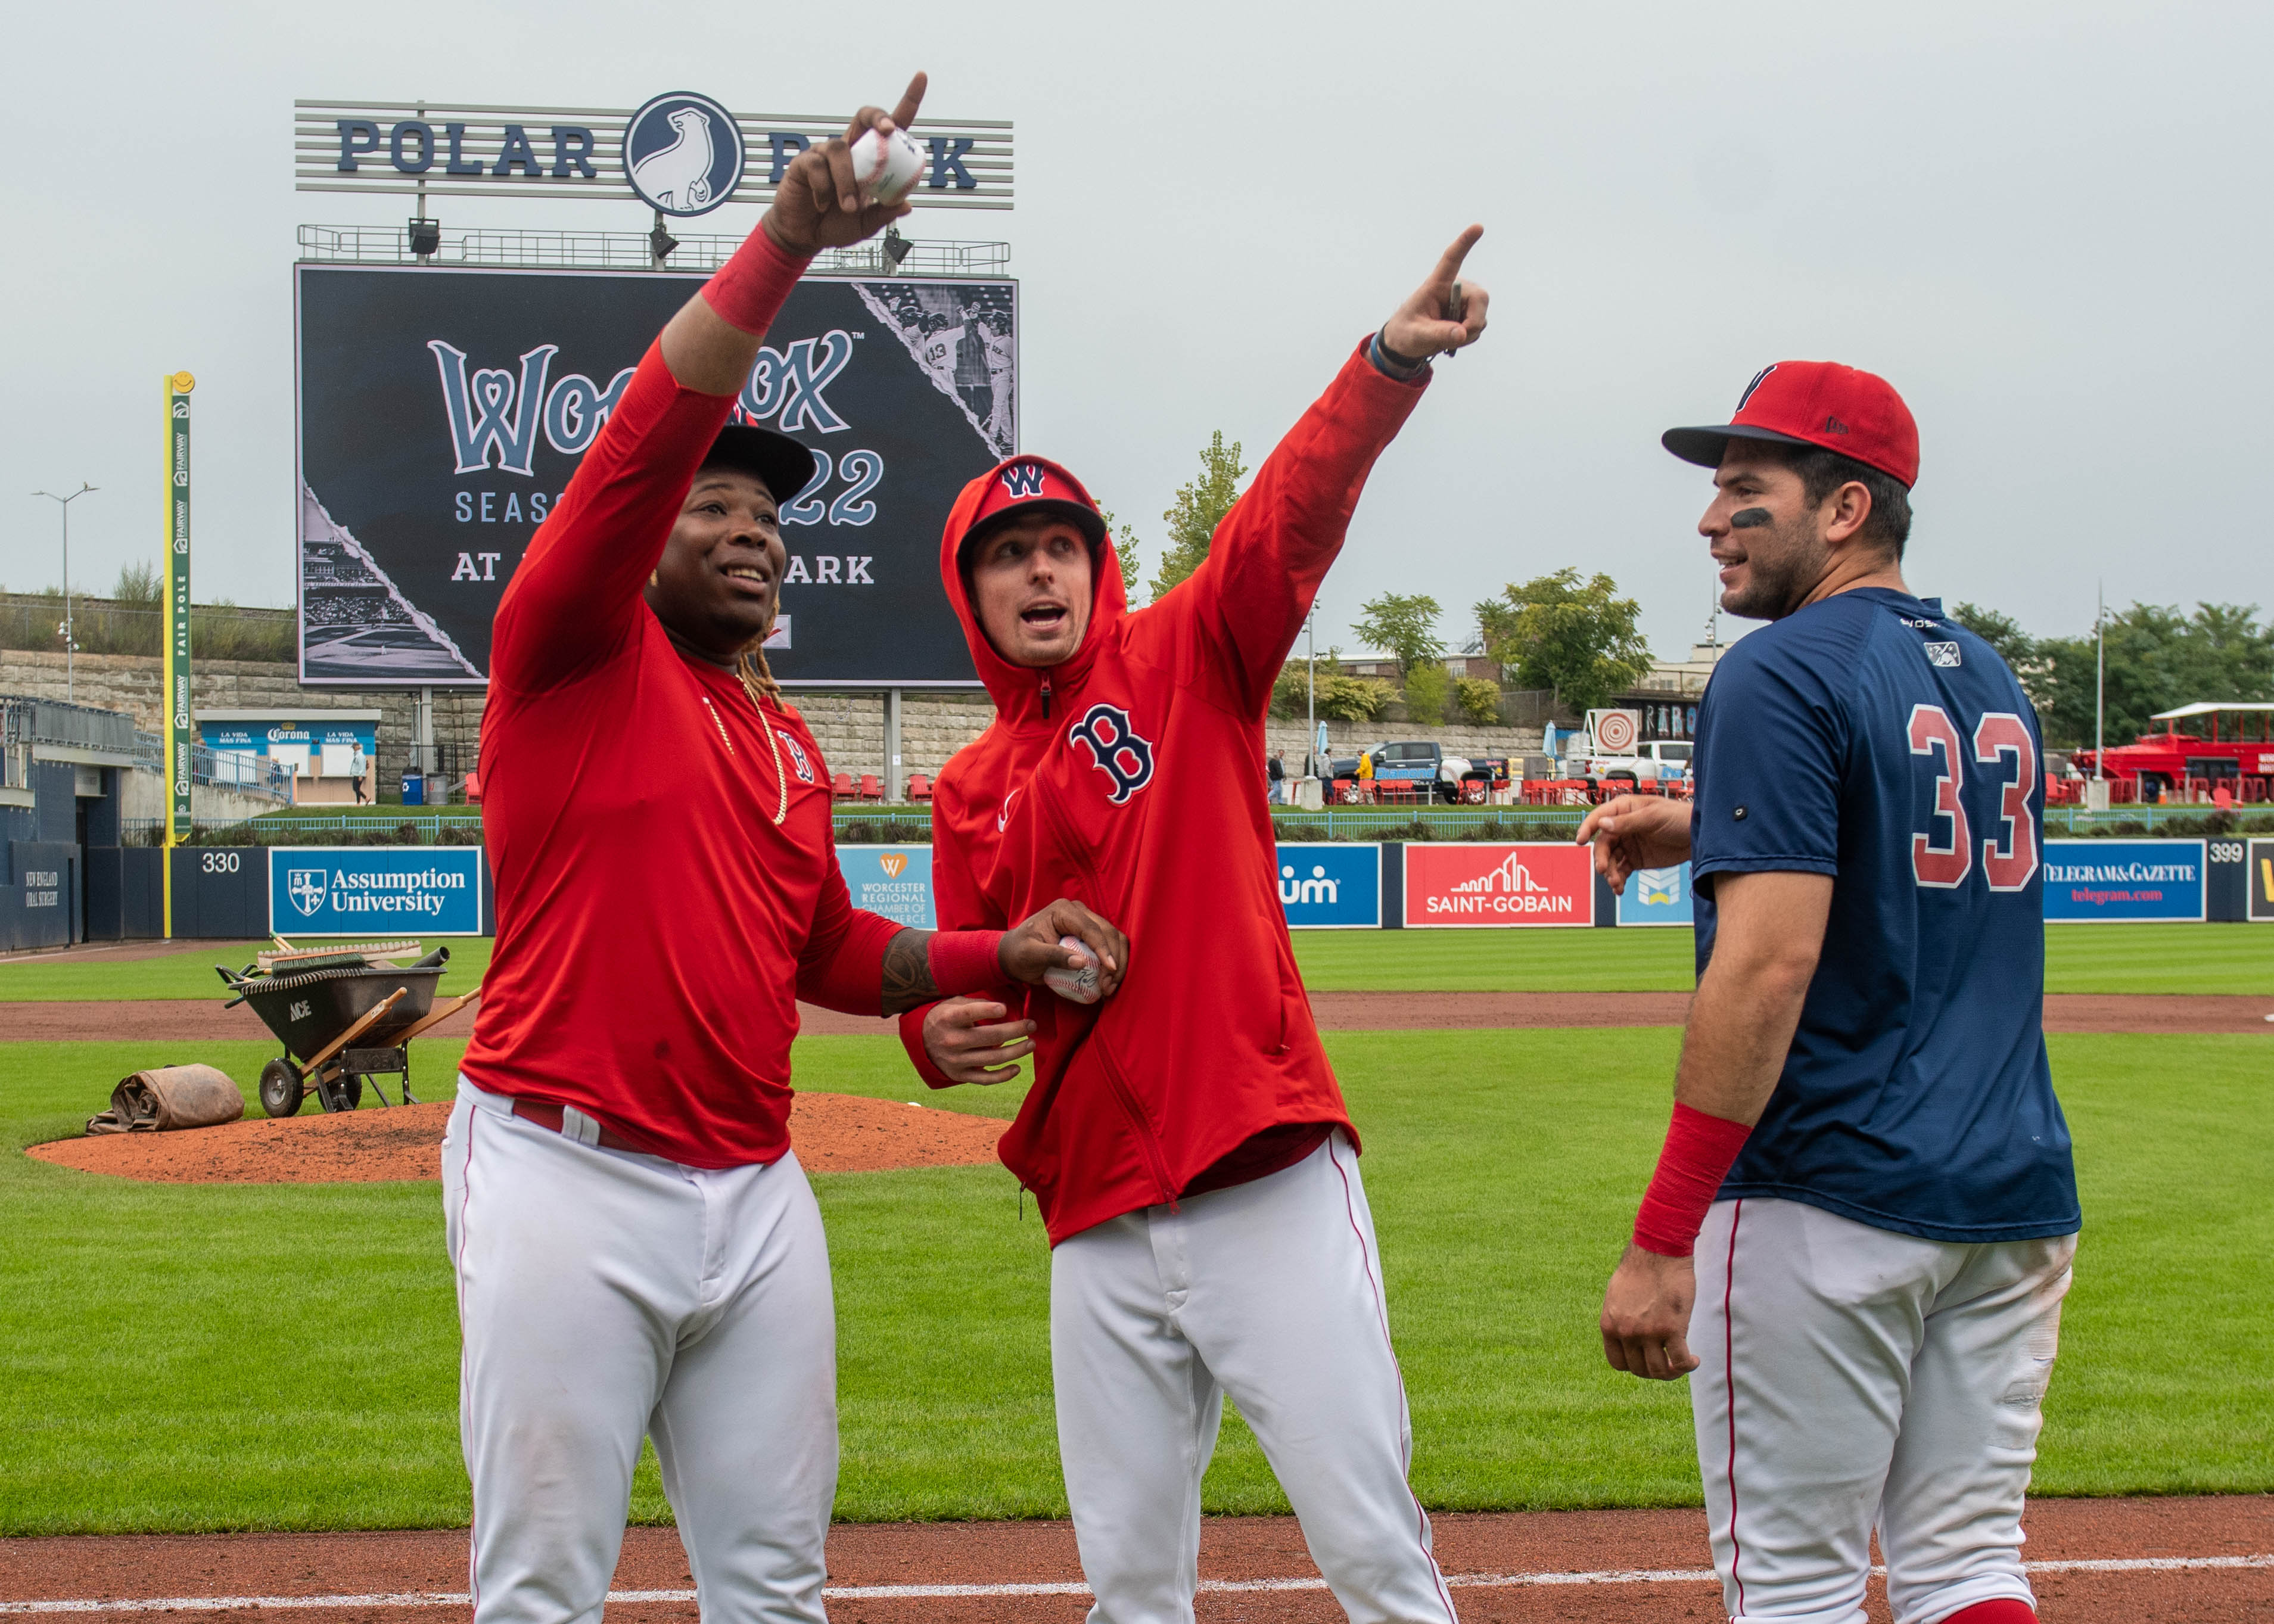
[1043,934,1100,1004]
[850,127,924,206]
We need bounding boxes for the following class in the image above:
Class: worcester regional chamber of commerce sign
[295,265,1015,687]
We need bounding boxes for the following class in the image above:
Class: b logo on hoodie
[1068,703,1155,805]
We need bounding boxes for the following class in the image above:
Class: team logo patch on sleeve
[1925,641,1962,668]
[1068,703,1156,804]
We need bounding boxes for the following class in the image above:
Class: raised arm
[490,77,930,692]
[1170,229,1490,713]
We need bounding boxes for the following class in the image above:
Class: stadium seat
[858,774,885,802]
[831,772,856,801]
[907,774,934,802]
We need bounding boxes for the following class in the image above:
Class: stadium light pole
[2093,579,2105,783]
[1305,611,1317,785]
[32,483,97,703]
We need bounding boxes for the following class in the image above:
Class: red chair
[830,772,856,802]
[858,773,885,802]
[906,773,934,803]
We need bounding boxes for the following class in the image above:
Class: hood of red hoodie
[940,456,1129,730]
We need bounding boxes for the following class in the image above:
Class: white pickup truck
[1569,739,1694,784]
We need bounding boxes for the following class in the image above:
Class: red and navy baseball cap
[1662,361,1919,489]
[962,456,1108,556]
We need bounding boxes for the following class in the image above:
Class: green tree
[2029,602,2273,748]
[1475,568,1653,713]
[1147,432,1248,600]
[1096,508,1145,605]
[1453,676,1501,724]
[1950,602,2035,674]
[1271,648,1392,722]
[1402,661,1449,724]
[1351,593,1445,676]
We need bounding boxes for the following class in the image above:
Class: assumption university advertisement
[295,265,1016,687]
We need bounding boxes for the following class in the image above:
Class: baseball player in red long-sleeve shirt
[899,232,1489,1624]
[443,75,1125,1624]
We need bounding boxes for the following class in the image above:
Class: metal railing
[194,746,295,802]
[298,224,1009,276]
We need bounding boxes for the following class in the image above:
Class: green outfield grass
[0,938,499,1003]
[1,1028,2263,1532]
[6,922,2268,1001]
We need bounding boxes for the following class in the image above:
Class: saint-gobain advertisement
[2039,840,2205,923]
[295,264,1015,687]
[267,847,486,935]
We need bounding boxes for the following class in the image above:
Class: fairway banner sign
[1277,843,1381,929]
[164,372,195,841]
[2040,839,2205,923]
[295,264,1015,687]
[837,845,935,929]
[1402,842,1595,928]
[267,846,486,935]
[1614,861,1694,927]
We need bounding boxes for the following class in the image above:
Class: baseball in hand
[850,126,925,207]
[1043,934,1101,1005]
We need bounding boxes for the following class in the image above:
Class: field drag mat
[1,1498,2264,1623]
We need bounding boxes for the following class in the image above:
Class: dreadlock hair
[737,604,783,699]
[1764,443,1914,559]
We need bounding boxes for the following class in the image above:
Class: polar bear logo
[631,107,718,211]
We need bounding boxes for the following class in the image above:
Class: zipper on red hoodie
[1040,674,1053,718]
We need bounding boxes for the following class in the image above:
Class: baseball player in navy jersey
[1579,362,2079,1624]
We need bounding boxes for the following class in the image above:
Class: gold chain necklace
[735,662,791,826]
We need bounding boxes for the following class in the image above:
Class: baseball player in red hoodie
[444,76,1124,1624]
[898,231,1489,1624]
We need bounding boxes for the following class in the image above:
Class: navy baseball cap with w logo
[1662,360,1920,489]
[964,456,1108,552]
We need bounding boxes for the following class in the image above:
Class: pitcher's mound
[26,1094,1005,1184]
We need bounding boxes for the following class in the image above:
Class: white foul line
[0,1554,2264,1613]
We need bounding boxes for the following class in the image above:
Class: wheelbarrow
[217,940,481,1118]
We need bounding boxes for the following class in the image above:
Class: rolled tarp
[85,1066,245,1135]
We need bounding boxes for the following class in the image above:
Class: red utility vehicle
[2068,702,2274,804]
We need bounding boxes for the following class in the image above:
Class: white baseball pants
[1050,1131,1458,1624]
[1691,1197,2077,1624]
[441,1081,838,1624]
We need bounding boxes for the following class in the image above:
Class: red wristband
[1632,1102,1753,1258]
[927,930,1007,998]
[702,225,808,336]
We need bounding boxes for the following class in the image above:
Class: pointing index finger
[1432,225,1484,284]
[891,71,928,132]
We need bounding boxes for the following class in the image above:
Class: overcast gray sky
[3,0,2267,665]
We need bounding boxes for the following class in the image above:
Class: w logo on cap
[1000,463,1047,498]
[1735,365,1778,411]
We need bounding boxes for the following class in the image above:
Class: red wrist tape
[702,226,808,336]
[1632,1102,1753,1258]
[927,930,1006,998]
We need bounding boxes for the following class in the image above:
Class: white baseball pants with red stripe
[441,1081,838,1624]
[1050,1131,1458,1624]
[1691,1197,2077,1624]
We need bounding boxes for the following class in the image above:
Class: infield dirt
[0,1498,2264,1622]
[25,1094,1004,1182]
